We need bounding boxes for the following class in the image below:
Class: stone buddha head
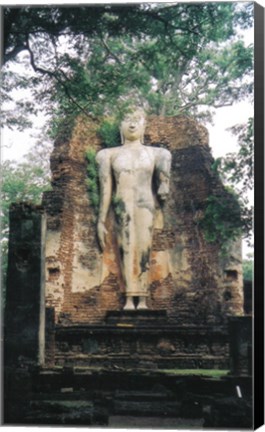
[120,108,146,144]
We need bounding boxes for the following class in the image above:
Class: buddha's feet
[123,297,135,310]
[137,296,148,310]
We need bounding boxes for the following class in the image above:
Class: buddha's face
[120,111,146,142]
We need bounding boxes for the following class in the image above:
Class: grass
[157,369,229,378]
[41,366,229,379]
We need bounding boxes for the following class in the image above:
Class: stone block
[228,316,252,376]
[4,203,46,366]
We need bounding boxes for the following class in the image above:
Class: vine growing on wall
[85,117,122,214]
[199,190,242,254]
[85,149,100,212]
[97,119,120,148]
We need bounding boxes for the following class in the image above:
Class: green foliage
[85,147,126,218]
[97,119,120,148]
[85,117,122,214]
[213,117,253,242]
[0,70,36,131]
[47,112,76,143]
[158,369,229,378]
[2,3,253,129]
[85,149,99,211]
[224,118,253,193]
[199,192,242,253]
[211,158,222,174]
[1,159,51,236]
[243,256,253,281]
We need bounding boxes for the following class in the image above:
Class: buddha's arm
[155,148,172,201]
[96,149,113,250]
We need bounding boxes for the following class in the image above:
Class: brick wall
[43,115,243,325]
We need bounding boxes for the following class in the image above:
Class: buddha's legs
[117,206,136,310]
[118,205,154,310]
[135,207,154,309]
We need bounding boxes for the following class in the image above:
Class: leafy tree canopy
[212,117,253,243]
[2,2,254,131]
[1,134,52,236]
[243,253,253,281]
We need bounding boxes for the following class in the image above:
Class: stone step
[30,399,93,410]
[23,410,94,425]
[113,390,174,401]
[54,354,229,370]
[112,399,181,417]
[23,399,108,425]
[109,415,204,428]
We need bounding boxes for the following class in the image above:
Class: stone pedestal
[105,310,167,325]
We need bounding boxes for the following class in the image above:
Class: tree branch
[137,9,200,36]
[25,37,95,119]
[100,36,122,64]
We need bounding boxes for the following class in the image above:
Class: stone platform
[50,310,230,370]
[4,366,253,427]
[4,314,253,427]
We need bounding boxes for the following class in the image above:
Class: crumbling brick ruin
[43,115,243,326]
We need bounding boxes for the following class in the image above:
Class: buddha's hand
[157,181,169,201]
[97,220,108,251]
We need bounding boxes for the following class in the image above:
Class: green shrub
[243,258,253,281]
[199,191,242,253]
[85,149,99,212]
[97,119,120,148]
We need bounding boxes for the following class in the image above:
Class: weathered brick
[43,115,243,326]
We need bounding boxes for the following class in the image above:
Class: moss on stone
[112,196,126,222]
[85,149,100,213]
